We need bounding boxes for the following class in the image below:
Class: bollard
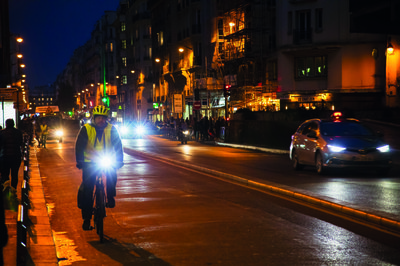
[17,204,27,266]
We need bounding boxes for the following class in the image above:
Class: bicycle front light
[97,156,115,169]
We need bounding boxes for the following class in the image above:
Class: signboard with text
[173,94,183,113]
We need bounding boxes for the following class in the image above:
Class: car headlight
[55,130,63,137]
[135,125,145,135]
[120,126,129,134]
[327,145,346,152]
[377,145,390,153]
[183,130,189,135]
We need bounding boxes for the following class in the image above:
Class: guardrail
[16,134,31,265]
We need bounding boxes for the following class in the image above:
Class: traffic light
[101,96,109,107]
[224,85,231,97]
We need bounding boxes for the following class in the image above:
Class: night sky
[8,0,119,90]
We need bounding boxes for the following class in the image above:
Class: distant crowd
[156,115,227,141]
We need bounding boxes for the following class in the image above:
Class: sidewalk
[3,146,58,266]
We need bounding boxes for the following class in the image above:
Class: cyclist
[75,105,124,230]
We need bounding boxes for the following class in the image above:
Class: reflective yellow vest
[40,124,48,135]
[83,123,113,162]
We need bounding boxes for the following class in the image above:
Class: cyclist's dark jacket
[75,122,123,165]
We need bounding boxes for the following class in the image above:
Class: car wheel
[292,149,303,170]
[315,152,326,175]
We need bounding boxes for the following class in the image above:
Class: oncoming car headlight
[327,145,346,153]
[55,130,63,137]
[120,126,129,135]
[377,145,390,153]
[135,125,146,135]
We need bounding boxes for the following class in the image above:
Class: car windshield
[320,121,375,136]
[39,116,62,128]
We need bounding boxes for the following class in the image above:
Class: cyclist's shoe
[106,197,115,208]
[82,219,93,231]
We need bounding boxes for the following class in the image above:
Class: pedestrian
[0,119,23,190]
[0,185,7,266]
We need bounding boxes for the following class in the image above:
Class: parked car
[289,112,392,175]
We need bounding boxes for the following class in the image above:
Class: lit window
[122,75,127,84]
[110,42,113,52]
[295,56,326,78]
[122,40,127,49]
[122,57,127,67]
[121,22,126,32]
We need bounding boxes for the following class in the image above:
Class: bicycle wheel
[94,181,106,242]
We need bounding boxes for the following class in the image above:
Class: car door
[302,121,320,164]
[293,122,310,164]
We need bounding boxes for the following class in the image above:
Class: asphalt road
[124,135,400,223]
[34,133,400,265]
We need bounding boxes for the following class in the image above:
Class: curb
[28,146,58,265]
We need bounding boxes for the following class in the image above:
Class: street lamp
[386,36,396,107]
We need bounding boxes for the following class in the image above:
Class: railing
[17,134,31,265]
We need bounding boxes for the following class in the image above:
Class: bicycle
[88,157,116,242]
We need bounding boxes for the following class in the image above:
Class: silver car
[289,115,392,175]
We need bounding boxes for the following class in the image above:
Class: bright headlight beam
[135,125,145,135]
[377,145,390,153]
[327,145,346,152]
[55,130,63,137]
[120,126,128,134]
[98,156,114,169]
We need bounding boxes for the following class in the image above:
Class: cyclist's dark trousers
[77,165,117,220]
[1,156,22,189]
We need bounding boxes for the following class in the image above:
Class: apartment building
[276,0,400,110]
[115,0,153,123]
[58,0,400,122]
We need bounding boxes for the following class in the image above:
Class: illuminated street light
[17,54,23,58]
[229,22,235,27]
[155,58,160,63]
[20,64,25,68]
[387,43,394,55]
[16,37,23,43]
[178,48,184,53]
